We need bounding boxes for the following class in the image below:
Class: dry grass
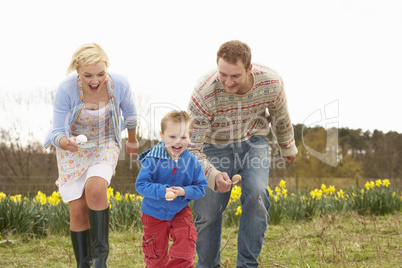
[1,211,400,267]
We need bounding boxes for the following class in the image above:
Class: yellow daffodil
[235,206,242,216]
[48,197,59,205]
[375,179,382,187]
[10,195,22,203]
[382,179,390,187]
[267,186,273,196]
[35,191,47,205]
[230,185,242,203]
[328,186,336,194]
[365,181,370,190]
[281,189,288,198]
[321,184,326,191]
[0,192,6,201]
[115,191,122,201]
[48,191,61,206]
[275,186,281,193]
[279,180,286,188]
[337,189,344,199]
[107,187,114,201]
[316,190,323,200]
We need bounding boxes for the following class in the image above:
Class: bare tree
[0,87,56,193]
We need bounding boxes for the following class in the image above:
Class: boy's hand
[171,186,185,197]
[165,188,177,200]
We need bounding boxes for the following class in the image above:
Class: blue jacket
[135,142,207,221]
[43,73,137,149]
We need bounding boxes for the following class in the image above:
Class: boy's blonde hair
[217,40,252,70]
[66,43,109,75]
[161,110,194,138]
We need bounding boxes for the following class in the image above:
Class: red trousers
[141,205,197,268]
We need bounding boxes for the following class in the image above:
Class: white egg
[165,191,176,201]
[76,134,88,144]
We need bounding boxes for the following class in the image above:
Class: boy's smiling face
[160,121,190,160]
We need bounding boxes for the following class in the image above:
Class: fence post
[355,175,359,189]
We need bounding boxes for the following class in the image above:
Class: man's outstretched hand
[215,172,232,193]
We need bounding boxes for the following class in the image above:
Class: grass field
[1,211,400,267]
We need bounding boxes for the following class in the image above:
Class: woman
[44,43,138,267]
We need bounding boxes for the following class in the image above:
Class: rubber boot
[70,229,91,268]
[89,208,109,268]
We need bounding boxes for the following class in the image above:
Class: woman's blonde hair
[66,43,109,75]
[161,110,194,138]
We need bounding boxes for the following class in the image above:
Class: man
[188,40,297,267]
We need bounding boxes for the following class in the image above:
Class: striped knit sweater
[188,64,298,190]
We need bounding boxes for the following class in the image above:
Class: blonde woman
[44,43,138,267]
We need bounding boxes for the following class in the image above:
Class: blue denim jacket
[43,73,137,149]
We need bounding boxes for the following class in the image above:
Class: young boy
[135,110,207,268]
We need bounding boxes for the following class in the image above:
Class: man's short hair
[217,40,252,69]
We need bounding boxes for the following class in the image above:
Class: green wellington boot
[89,208,109,268]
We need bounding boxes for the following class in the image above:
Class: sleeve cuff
[207,169,221,192]
[54,134,67,149]
[124,119,137,129]
[280,144,298,157]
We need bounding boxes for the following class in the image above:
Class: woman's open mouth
[89,84,100,92]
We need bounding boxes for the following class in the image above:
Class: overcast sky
[1,0,401,143]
